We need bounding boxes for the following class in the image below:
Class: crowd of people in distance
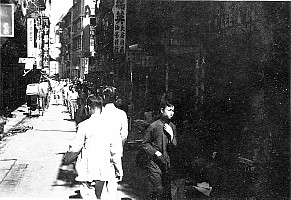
[50,79,93,124]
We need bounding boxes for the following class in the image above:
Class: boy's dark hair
[160,99,174,110]
[159,92,174,110]
[86,95,103,110]
[103,86,116,104]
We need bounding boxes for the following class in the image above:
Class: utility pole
[165,63,169,92]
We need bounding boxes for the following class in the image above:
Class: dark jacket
[142,118,177,170]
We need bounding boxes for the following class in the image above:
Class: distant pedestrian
[75,85,90,125]
[69,95,123,199]
[53,81,63,105]
[68,86,79,120]
[62,82,69,107]
[39,79,50,109]
[142,98,177,200]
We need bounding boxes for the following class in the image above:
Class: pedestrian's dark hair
[103,86,116,104]
[159,92,174,110]
[159,99,174,110]
[86,95,103,110]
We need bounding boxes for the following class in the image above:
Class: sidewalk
[0,103,78,199]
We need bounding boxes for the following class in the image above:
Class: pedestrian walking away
[68,86,79,120]
[142,97,177,200]
[69,95,123,199]
[102,86,128,157]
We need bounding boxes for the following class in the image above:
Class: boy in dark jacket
[142,98,177,200]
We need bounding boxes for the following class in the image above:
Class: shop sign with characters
[43,17,50,68]
[113,0,127,54]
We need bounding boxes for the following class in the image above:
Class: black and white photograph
[0,0,289,199]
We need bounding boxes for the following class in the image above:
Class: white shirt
[39,82,49,97]
[69,90,79,100]
[102,103,128,157]
[63,85,70,99]
[70,113,122,182]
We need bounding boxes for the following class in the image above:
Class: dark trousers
[147,160,172,200]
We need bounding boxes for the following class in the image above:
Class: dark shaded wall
[0,2,27,114]
[199,1,289,198]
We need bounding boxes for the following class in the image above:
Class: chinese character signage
[36,17,43,69]
[90,27,95,54]
[42,17,50,68]
[27,18,34,57]
[84,58,89,74]
[113,0,126,54]
[0,4,14,37]
[208,2,258,39]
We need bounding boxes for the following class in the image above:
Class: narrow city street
[0,100,147,199]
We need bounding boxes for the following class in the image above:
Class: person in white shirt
[102,86,128,158]
[39,80,50,109]
[53,82,63,105]
[62,82,69,107]
[68,86,79,120]
[69,95,122,199]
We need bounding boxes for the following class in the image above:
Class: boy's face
[161,105,174,120]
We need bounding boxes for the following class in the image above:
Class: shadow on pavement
[54,158,83,199]
[53,153,79,188]
[23,112,41,118]
[55,167,78,186]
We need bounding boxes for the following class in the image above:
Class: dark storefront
[195,1,290,198]
[128,1,289,198]
[1,14,27,114]
[93,1,289,197]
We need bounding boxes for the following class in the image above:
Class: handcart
[26,83,44,116]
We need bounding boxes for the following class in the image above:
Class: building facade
[0,0,51,114]
[58,8,72,79]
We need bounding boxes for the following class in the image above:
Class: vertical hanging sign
[113,0,126,54]
[27,18,34,57]
[90,27,95,55]
[42,17,50,68]
[84,57,89,74]
[36,17,43,69]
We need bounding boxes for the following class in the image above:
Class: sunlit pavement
[0,99,148,199]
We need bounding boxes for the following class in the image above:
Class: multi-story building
[70,0,96,79]
[95,0,205,112]
[0,0,50,114]
[93,0,114,84]
[58,8,72,79]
